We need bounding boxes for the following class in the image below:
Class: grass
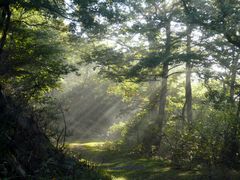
[67,141,240,180]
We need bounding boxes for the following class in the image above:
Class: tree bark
[0,3,11,54]
[229,48,238,104]
[222,49,239,166]
[185,24,193,124]
[158,20,171,147]
[158,63,169,128]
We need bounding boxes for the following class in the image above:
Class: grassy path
[68,141,240,180]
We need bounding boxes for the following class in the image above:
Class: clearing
[68,141,240,180]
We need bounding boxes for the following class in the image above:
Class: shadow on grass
[68,141,240,180]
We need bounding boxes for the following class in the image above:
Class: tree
[202,35,240,165]
[184,24,193,124]
[82,0,202,150]
[181,0,240,48]
[0,0,125,178]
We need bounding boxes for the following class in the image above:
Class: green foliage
[72,0,127,31]
[164,106,239,168]
[108,81,141,102]
[0,0,240,178]
[182,0,240,48]
[0,6,76,101]
[107,121,127,139]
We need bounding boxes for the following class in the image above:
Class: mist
[53,67,131,142]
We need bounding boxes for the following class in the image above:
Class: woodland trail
[68,141,240,180]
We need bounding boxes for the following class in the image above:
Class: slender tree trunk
[222,49,239,166]
[230,52,240,165]
[158,20,171,147]
[236,95,240,121]
[158,63,169,128]
[0,3,11,111]
[185,25,193,124]
[229,49,238,104]
[0,3,11,54]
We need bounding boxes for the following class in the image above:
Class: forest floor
[68,141,240,180]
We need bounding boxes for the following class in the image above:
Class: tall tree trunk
[185,24,193,124]
[229,48,238,104]
[236,95,240,121]
[157,20,171,147]
[158,63,169,129]
[0,3,11,54]
[222,49,239,166]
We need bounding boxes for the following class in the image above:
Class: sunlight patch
[178,171,192,176]
[68,141,105,148]
[80,141,105,147]
[111,176,127,180]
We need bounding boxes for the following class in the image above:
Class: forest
[0,0,240,179]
